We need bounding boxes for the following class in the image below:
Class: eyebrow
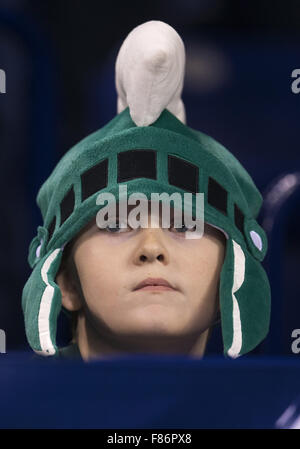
[88,201,224,236]
[91,212,220,234]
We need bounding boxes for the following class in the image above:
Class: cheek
[181,238,224,298]
[74,243,121,309]
[184,239,224,279]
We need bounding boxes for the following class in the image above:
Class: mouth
[133,277,177,292]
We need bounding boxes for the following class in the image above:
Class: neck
[75,312,210,362]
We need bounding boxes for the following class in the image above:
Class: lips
[133,277,176,291]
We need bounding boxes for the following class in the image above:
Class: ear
[56,270,82,312]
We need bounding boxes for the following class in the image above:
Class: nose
[133,227,170,266]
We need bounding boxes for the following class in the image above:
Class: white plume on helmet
[115,20,186,127]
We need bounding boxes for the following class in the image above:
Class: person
[54,201,226,361]
[22,20,271,361]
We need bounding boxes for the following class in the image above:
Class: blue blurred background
[0,0,299,357]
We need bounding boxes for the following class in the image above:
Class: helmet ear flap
[22,247,64,356]
[219,238,271,358]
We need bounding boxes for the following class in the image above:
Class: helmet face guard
[22,108,271,357]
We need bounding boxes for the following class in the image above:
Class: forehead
[78,200,225,240]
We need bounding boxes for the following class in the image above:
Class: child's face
[59,201,226,350]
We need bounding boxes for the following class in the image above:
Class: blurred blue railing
[261,172,300,354]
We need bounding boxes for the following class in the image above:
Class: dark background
[0,0,299,355]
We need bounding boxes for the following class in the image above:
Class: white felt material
[115,20,186,127]
[227,240,245,358]
[37,248,61,356]
[250,230,262,251]
[36,239,43,258]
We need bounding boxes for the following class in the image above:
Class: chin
[126,318,182,336]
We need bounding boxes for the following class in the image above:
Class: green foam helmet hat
[22,20,271,358]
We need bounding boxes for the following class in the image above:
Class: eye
[170,221,196,234]
[105,220,132,233]
[171,225,196,233]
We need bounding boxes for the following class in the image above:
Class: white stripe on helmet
[227,240,245,358]
[36,248,62,356]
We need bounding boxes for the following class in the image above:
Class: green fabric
[220,238,271,356]
[31,109,261,254]
[31,342,82,361]
[22,248,63,354]
[22,107,271,358]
